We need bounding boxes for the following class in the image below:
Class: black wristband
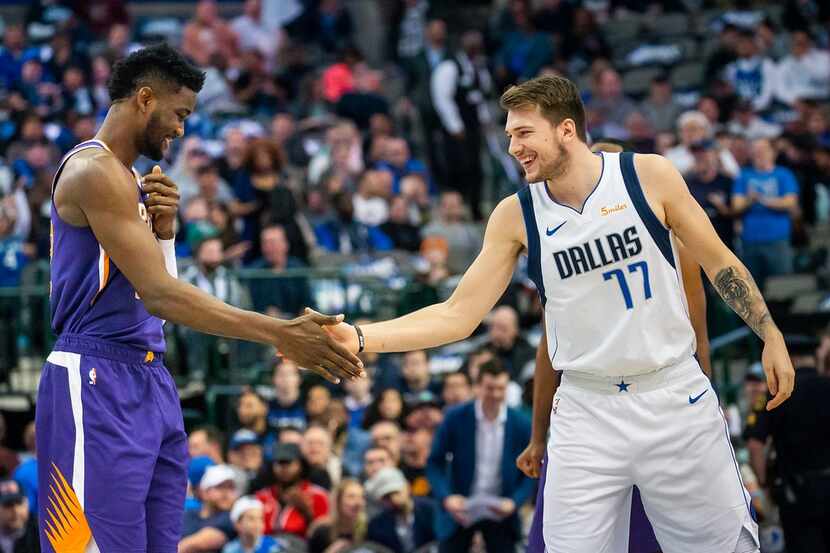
[355,324,365,353]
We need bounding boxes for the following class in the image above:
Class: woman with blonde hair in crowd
[307,478,368,553]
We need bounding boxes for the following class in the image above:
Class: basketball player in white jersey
[322,76,793,552]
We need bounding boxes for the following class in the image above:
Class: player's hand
[276,308,365,384]
[762,330,795,410]
[143,165,180,240]
[516,440,545,478]
[444,495,468,526]
[321,317,360,354]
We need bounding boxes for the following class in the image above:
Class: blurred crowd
[1,0,830,551]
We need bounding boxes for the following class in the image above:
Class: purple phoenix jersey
[36,139,187,553]
[49,139,165,352]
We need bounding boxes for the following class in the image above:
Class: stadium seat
[670,61,705,90]
[622,67,664,97]
[647,13,691,39]
[764,274,818,301]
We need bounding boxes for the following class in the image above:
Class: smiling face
[506,105,571,182]
[138,85,197,161]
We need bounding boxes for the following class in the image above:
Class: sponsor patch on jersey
[600,202,628,216]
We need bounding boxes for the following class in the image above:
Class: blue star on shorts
[616,378,630,392]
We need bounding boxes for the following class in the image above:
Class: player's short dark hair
[108,42,205,102]
[500,75,587,142]
[477,357,509,383]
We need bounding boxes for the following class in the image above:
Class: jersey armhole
[619,152,676,269]
[517,186,547,305]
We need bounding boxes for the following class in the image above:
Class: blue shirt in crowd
[732,166,798,244]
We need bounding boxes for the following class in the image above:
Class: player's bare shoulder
[55,149,136,227]
[486,193,527,252]
[631,153,686,228]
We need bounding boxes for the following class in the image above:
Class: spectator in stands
[344,372,373,429]
[180,465,240,553]
[400,428,433,497]
[231,0,283,72]
[10,423,35,516]
[321,46,361,104]
[559,7,610,73]
[775,30,830,107]
[182,0,239,67]
[370,421,403,466]
[305,385,333,428]
[303,0,354,53]
[585,68,638,139]
[705,23,740,83]
[0,204,28,288]
[422,191,482,275]
[307,479,367,553]
[666,110,740,177]
[222,496,278,553]
[235,388,276,455]
[381,196,422,252]
[427,361,533,553]
[640,74,682,134]
[404,18,448,183]
[732,138,799,289]
[399,173,432,225]
[309,120,364,188]
[494,0,553,85]
[442,371,473,407]
[255,442,330,536]
[362,388,405,430]
[431,30,492,218]
[723,29,777,112]
[247,224,311,317]
[486,306,535,382]
[727,100,781,140]
[268,359,306,430]
[375,137,431,196]
[0,25,34,88]
[302,425,342,490]
[399,350,442,406]
[0,480,38,553]
[366,467,437,552]
[363,446,395,481]
[697,96,723,133]
[352,169,391,227]
[336,64,390,131]
[189,426,225,465]
[227,429,264,488]
[686,140,736,248]
[403,396,443,433]
[623,111,656,153]
[0,417,18,479]
[314,191,393,254]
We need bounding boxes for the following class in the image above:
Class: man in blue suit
[427,359,533,553]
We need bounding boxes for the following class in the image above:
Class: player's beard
[538,142,570,182]
[138,111,167,161]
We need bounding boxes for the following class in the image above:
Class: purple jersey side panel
[49,140,164,352]
[526,454,661,553]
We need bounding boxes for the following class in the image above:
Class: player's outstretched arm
[328,196,525,353]
[635,154,793,410]
[57,152,362,383]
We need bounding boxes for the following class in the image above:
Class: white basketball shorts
[542,357,759,553]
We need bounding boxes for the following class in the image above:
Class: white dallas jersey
[518,152,696,376]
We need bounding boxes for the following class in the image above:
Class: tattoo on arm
[713,266,772,339]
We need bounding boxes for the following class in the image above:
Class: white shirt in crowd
[352,194,389,227]
[665,145,740,178]
[775,47,830,106]
[471,400,506,498]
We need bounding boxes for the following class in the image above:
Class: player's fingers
[766,389,789,410]
[304,307,345,326]
[326,336,364,372]
[142,181,180,197]
[763,361,778,396]
[325,347,364,379]
[145,195,178,207]
[309,363,340,385]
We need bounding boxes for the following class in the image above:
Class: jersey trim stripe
[619,152,675,269]
[541,153,606,215]
[517,187,547,306]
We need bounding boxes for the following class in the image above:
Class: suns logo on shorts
[43,463,92,552]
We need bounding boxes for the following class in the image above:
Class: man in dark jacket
[366,467,436,552]
[0,480,39,553]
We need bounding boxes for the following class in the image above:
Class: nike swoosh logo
[688,389,708,404]
[546,221,566,236]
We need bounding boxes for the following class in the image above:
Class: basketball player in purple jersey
[37,44,363,553]
[523,141,713,553]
